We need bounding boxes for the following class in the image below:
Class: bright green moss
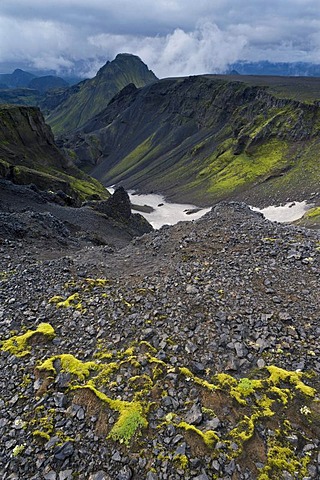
[202,407,216,417]
[214,372,238,388]
[229,415,255,442]
[84,277,109,287]
[230,378,263,405]
[12,444,26,457]
[108,406,147,445]
[75,385,148,445]
[256,395,275,418]
[139,340,157,353]
[32,430,50,441]
[1,323,55,357]
[37,354,98,380]
[204,139,289,196]
[178,422,219,448]
[266,365,316,397]
[49,278,110,313]
[258,444,310,479]
[305,206,320,218]
[173,453,189,470]
[86,361,119,387]
[180,366,217,391]
[49,293,83,310]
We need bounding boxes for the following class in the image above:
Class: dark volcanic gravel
[1,202,319,480]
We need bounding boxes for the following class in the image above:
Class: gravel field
[1,202,319,480]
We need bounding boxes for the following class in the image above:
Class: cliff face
[61,75,320,206]
[0,105,108,202]
[46,54,158,135]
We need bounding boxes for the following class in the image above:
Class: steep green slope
[46,54,157,135]
[0,105,108,202]
[61,75,320,206]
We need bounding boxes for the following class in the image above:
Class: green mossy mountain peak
[46,53,158,135]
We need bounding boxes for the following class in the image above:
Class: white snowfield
[107,187,312,229]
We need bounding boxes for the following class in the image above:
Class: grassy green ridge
[46,54,157,135]
[78,76,320,206]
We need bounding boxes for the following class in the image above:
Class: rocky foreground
[1,202,320,480]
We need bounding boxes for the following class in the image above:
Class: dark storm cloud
[0,1,319,77]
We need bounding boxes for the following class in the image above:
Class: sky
[0,0,320,78]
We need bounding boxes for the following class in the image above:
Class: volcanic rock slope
[1,203,320,480]
[0,181,153,259]
[62,74,320,207]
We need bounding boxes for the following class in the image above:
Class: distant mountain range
[229,61,320,77]
[0,68,69,91]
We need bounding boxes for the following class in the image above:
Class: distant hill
[0,69,70,107]
[0,88,42,106]
[0,68,36,88]
[46,53,158,135]
[28,75,69,93]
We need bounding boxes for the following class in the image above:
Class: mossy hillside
[103,135,160,183]
[295,206,320,229]
[10,163,108,202]
[246,137,320,206]
[196,138,289,199]
[305,207,320,218]
[84,76,320,205]
[0,105,109,201]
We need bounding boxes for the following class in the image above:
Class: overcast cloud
[0,0,320,77]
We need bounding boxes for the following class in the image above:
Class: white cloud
[0,1,320,76]
[89,22,247,77]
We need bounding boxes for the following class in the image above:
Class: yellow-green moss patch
[266,365,316,397]
[74,385,148,445]
[178,422,219,449]
[37,354,98,380]
[1,323,55,357]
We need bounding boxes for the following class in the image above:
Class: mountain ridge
[60,74,320,208]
